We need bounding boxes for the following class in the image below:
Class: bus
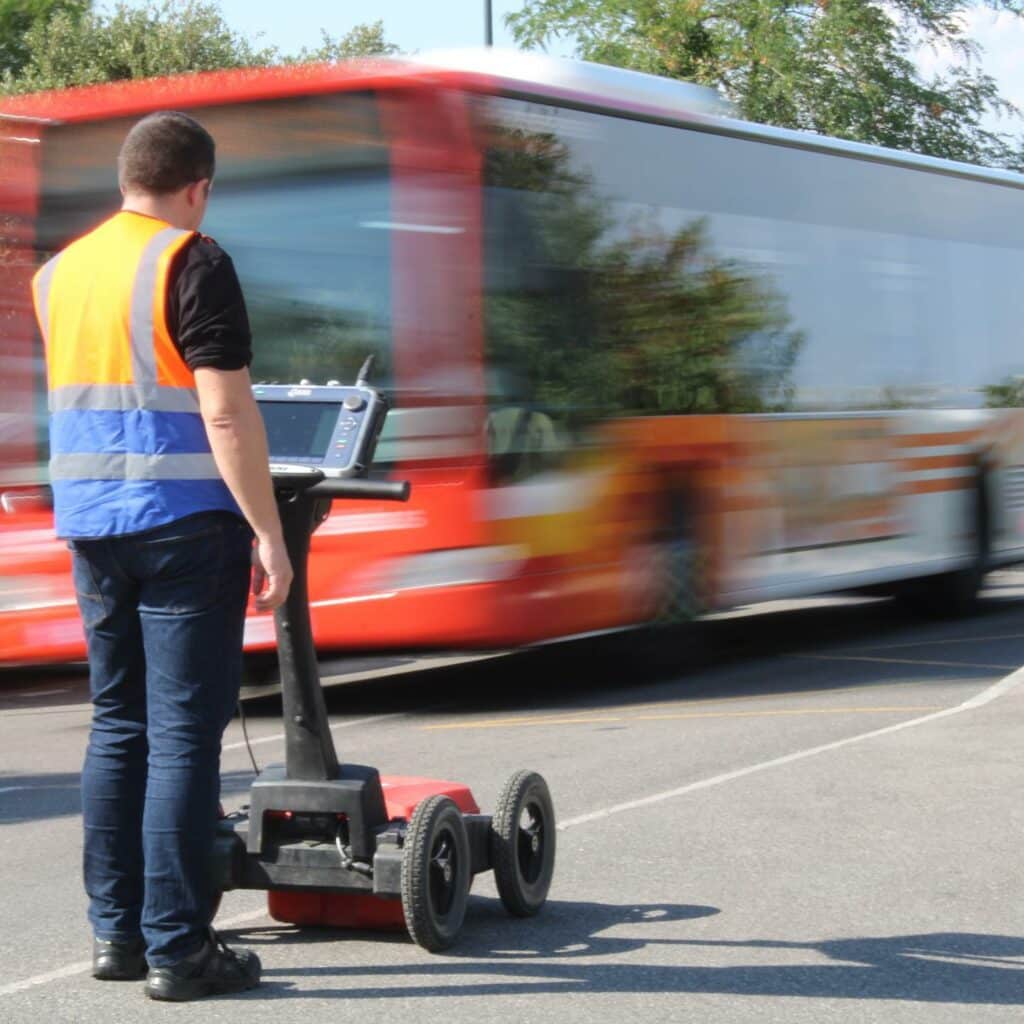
[2,50,1024,669]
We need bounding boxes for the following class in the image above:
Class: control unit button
[343,394,365,412]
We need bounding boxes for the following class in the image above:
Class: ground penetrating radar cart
[213,361,556,950]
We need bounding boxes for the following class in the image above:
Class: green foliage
[291,21,399,63]
[2,0,275,92]
[507,0,1024,168]
[0,1,398,94]
[0,0,85,77]
[984,376,1024,408]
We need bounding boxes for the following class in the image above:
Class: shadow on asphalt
[281,587,1024,723]
[0,768,257,825]
[221,902,1024,1005]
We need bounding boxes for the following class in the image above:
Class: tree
[0,0,85,78]
[984,376,1024,408]
[507,0,1024,169]
[293,21,399,63]
[0,1,398,94]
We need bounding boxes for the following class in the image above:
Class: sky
[102,1,1024,134]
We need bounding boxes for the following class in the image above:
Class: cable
[236,699,260,776]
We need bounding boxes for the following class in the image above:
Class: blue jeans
[70,511,252,966]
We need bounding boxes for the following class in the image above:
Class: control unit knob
[326,379,341,386]
[343,394,365,412]
[299,379,313,386]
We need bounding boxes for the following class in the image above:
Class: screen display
[259,402,341,460]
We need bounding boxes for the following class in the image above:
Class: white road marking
[3,663,1021,1000]
[0,905,270,998]
[1,687,71,699]
[0,960,93,998]
[2,702,91,718]
[222,711,405,752]
[557,664,1024,830]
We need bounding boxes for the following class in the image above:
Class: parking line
[836,632,1024,653]
[222,711,406,752]
[0,905,269,999]
[556,664,1024,830]
[3,667,1020,1002]
[421,704,941,732]
[796,653,1016,671]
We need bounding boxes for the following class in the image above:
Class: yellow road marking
[422,705,942,732]
[525,679,929,720]
[797,653,1016,671]
[833,633,1024,653]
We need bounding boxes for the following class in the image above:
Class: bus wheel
[898,470,990,618]
[651,490,702,627]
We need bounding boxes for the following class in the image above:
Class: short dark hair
[117,110,215,195]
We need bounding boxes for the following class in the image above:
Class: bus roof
[3,49,1022,190]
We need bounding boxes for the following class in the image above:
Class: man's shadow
[220,900,1024,1004]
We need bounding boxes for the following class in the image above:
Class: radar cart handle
[308,478,410,502]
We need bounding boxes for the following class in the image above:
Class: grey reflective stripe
[50,452,220,481]
[130,226,192,401]
[34,253,62,345]
[49,384,200,414]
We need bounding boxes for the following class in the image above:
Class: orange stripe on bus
[899,454,975,471]
[897,432,979,449]
[899,478,972,495]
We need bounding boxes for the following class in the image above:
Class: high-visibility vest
[31,210,239,538]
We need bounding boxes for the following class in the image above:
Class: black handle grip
[307,478,410,502]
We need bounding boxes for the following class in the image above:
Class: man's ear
[187,179,210,207]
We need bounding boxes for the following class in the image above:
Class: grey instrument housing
[253,382,388,479]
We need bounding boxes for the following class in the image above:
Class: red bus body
[3,55,1024,667]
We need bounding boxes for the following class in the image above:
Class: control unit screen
[259,402,341,461]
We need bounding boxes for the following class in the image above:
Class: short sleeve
[167,237,253,372]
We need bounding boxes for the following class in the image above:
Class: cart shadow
[219,902,1024,1006]
[227,899,718,959]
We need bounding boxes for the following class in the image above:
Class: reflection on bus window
[476,95,1024,414]
[202,170,393,392]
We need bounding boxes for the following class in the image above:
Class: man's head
[118,111,215,230]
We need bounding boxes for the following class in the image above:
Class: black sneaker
[144,929,260,1002]
[92,936,147,981]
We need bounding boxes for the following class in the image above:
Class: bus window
[477,97,804,428]
[34,91,395,458]
[476,94,1024,415]
[202,168,394,395]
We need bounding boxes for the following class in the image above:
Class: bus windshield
[202,168,393,392]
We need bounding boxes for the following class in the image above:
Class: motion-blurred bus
[3,51,1024,670]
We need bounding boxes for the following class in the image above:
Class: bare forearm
[195,368,282,542]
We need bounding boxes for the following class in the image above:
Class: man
[31,110,293,1002]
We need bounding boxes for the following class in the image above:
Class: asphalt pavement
[1,573,1023,1022]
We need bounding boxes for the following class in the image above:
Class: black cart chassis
[212,766,492,896]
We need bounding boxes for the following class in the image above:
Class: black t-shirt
[165,236,253,372]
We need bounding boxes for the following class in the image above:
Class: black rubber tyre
[490,770,556,917]
[651,487,703,627]
[401,795,471,952]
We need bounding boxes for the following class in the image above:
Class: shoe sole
[92,964,147,982]
[144,975,259,1002]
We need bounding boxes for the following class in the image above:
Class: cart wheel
[490,770,556,917]
[401,795,471,951]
